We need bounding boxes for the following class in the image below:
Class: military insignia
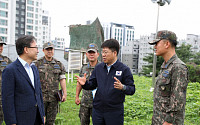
[39,65,45,69]
[89,44,94,47]
[115,71,122,76]
[1,61,7,66]
[161,86,165,90]
[54,64,60,69]
[162,70,169,77]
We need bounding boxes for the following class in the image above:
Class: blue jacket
[82,60,135,112]
[2,59,45,125]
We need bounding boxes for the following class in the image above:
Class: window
[1,36,7,43]
[21,24,24,28]
[35,26,38,31]
[35,8,38,12]
[21,5,25,9]
[35,20,38,24]
[27,19,33,24]
[0,10,8,17]
[27,0,34,5]
[0,19,7,26]
[27,25,33,30]
[0,2,8,9]
[21,30,24,34]
[0,28,7,34]
[21,17,24,22]
[27,6,34,11]
[27,12,33,18]
[26,31,33,35]
[35,14,38,19]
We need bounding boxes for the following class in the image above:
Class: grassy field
[54,74,200,125]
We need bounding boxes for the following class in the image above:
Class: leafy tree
[176,44,193,64]
[142,44,193,76]
[190,52,200,65]
[142,53,164,76]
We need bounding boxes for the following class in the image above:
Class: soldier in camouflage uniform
[149,30,189,125]
[0,37,12,125]
[75,43,100,125]
[35,42,67,125]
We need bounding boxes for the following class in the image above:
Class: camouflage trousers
[79,105,92,125]
[0,102,3,125]
[44,101,58,125]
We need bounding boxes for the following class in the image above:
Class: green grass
[54,74,200,125]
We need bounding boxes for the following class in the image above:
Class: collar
[161,54,178,69]
[103,59,119,68]
[18,56,32,67]
[42,56,56,64]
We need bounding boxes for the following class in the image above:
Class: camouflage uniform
[35,56,66,125]
[79,61,100,125]
[0,55,12,124]
[152,54,188,125]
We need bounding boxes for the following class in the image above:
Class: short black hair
[101,39,120,55]
[16,35,36,55]
[169,39,177,48]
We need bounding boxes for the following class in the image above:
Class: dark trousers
[34,108,43,125]
[92,108,124,125]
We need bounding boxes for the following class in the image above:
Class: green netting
[69,18,104,52]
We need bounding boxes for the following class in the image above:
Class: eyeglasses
[28,47,38,50]
[101,51,112,55]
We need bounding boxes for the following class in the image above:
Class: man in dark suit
[2,35,45,125]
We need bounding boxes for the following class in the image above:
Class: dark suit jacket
[2,59,45,125]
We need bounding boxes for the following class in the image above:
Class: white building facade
[122,40,139,74]
[138,33,155,73]
[0,0,16,44]
[42,10,51,45]
[52,37,65,50]
[0,0,51,46]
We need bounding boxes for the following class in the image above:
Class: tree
[176,44,193,64]
[142,44,193,76]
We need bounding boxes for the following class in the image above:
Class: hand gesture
[75,73,87,85]
[114,77,123,90]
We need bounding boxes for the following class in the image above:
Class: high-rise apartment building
[185,34,200,53]
[0,0,51,46]
[52,37,65,50]
[42,10,51,44]
[138,33,155,73]
[122,40,139,74]
[0,0,16,44]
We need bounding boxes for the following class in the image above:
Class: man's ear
[24,47,28,54]
[165,40,171,49]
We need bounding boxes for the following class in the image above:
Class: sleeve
[82,67,97,90]
[122,67,136,95]
[59,62,66,80]
[2,67,17,124]
[165,64,189,123]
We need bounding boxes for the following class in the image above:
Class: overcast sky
[42,0,200,47]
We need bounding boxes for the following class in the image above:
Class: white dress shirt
[18,57,35,88]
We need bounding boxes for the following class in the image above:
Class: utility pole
[151,0,171,91]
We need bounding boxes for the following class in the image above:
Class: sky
[42,0,200,47]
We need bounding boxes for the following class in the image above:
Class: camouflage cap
[43,42,54,49]
[87,43,98,52]
[149,30,177,45]
[0,36,6,45]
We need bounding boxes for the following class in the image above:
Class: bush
[186,63,200,83]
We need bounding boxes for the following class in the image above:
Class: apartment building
[122,40,139,74]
